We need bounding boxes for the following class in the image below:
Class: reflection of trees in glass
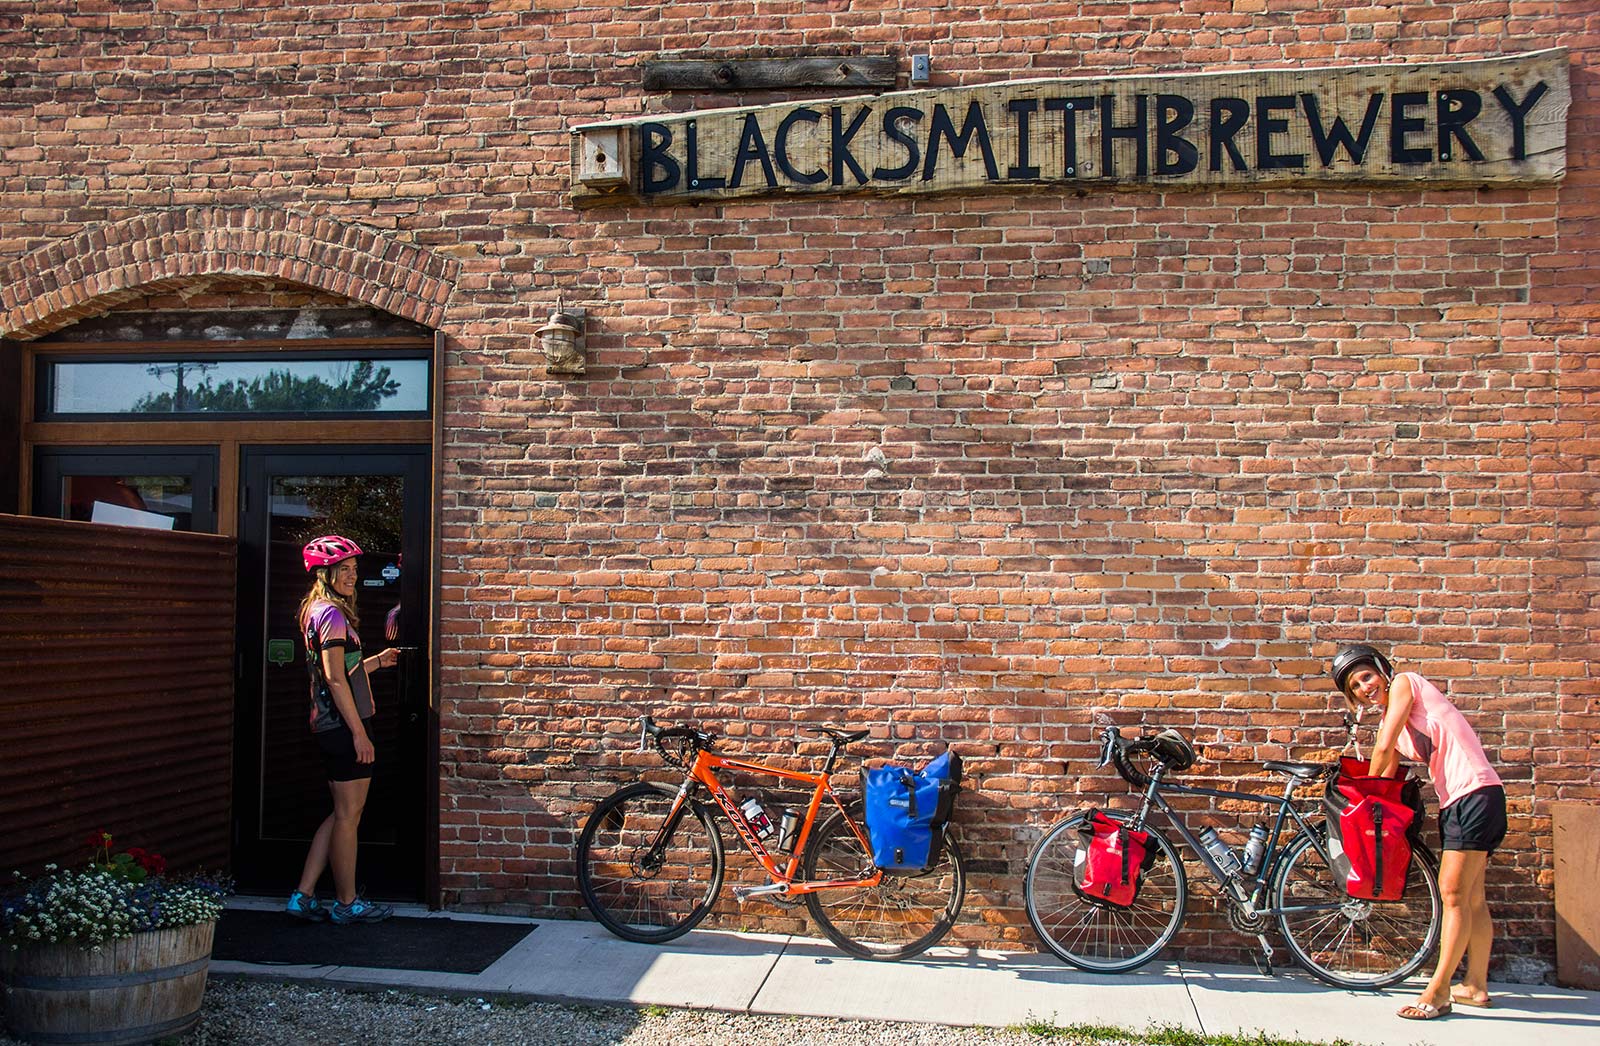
[133,362,400,413]
[276,476,404,558]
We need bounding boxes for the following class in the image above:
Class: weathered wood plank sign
[571,49,1567,206]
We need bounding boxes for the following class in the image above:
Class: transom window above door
[39,355,431,419]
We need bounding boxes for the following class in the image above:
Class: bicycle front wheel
[1272,830,1441,989]
[1024,812,1187,973]
[801,807,965,961]
[576,781,725,944]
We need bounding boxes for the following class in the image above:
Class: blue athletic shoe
[286,891,328,922]
[330,897,393,925]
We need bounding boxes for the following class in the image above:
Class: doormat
[213,909,537,974]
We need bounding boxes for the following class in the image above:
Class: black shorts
[314,718,375,782]
[1439,785,1507,852]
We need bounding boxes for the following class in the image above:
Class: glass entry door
[234,446,431,900]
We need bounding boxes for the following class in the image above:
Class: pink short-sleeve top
[1393,671,1501,809]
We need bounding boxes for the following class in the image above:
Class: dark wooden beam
[644,56,897,92]
[0,346,19,513]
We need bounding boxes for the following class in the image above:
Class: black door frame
[234,444,433,901]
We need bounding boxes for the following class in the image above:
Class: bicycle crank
[1226,902,1270,936]
[733,882,802,907]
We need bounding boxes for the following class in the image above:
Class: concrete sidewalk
[213,902,1600,1046]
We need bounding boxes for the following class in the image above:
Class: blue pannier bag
[863,749,962,874]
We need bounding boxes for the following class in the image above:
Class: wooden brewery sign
[571,49,1567,205]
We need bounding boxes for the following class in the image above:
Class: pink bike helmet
[302,534,362,572]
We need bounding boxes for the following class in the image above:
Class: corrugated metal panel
[0,514,235,874]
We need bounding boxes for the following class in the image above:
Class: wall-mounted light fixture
[537,296,586,376]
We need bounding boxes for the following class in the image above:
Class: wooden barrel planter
[0,921,215,1045]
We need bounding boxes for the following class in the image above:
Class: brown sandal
[1451,989,1492,1009]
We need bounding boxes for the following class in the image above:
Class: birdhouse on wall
[576,127,629,188]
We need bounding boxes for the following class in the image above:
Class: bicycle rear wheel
[1272,830,1441,989]
[576,781,725,944]
[801,807,965,961]
[1024,811,1187,973]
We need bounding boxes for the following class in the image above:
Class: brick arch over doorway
[0,206,460,340]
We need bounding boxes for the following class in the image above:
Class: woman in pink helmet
[285,534,400,925]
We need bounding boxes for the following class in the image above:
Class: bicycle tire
[1272,829,1441,989]
[1024,811,1187,973]
[576,781,725,944]
[801,806,965,961]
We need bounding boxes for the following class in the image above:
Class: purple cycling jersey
[303,601,375,733]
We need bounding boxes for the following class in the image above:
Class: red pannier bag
[1324,756,1424,902]
[1074,810,1153,907]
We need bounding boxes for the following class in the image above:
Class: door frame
[234,444,434,902]
[12,329,447,907]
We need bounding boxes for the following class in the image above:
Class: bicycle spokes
[1024,813,1187,973]
[802,809,965,961]
[577,783,724,943]
[1273,832,1440,988]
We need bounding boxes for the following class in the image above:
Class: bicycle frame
[1126,767,1338,915]
[659,746,884,896]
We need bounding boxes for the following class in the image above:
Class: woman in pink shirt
[1332,644,1506,1020]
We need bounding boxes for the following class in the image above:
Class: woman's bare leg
[1453,854,1493,1005]
[295,812,336,896]
[1409,850,1487,1012]
[328,777,372,905]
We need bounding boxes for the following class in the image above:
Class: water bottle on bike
[1197,826,1243,878]
[739,797,776,840]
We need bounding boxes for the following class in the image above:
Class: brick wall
[2,2,1596,974]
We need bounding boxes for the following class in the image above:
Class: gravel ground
[0,978,1071,1046]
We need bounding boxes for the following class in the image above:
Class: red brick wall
[3,2,1597,974]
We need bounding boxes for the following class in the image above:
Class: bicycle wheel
[576,781,725,944]
[1272,830,1441,989]
[1024,811,1187,973]
[801,807,965,961]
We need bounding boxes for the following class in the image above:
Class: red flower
[142,853,167,875]
[127,847,146,860]
[85,830,110,850]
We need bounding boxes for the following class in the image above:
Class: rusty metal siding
[0,514,235,874]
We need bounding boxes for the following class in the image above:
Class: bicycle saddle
[1263,760,1326,780]
[804,725,871,745]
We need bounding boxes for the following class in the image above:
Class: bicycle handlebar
[1098,722,1348,789]
[638,715,717,758]
[1098,726,1121,767]
[637,715,867,771]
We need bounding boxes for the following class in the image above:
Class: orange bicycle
[575,716,966,960]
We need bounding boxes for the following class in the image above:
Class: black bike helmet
[1330,643,1394,695]
[1147,728,1196,771]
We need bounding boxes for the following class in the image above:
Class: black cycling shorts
[1439,785,1507,853]
[315,718,375,782]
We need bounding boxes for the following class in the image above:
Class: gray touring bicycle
[1024,725,1443,988]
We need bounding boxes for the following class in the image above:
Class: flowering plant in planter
[1,830,231,949]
